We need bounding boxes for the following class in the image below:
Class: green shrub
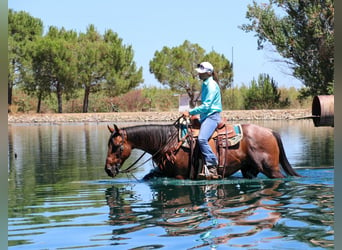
[244,74,289,109]
[10,84,310,114]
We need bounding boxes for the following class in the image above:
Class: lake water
[8,119,334,249]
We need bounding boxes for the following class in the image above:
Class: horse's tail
[272,131,302,177]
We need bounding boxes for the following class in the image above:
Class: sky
[8,0,303,89]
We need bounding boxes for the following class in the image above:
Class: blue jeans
[198,112,220,166]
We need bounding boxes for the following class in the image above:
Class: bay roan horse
[105,122,301,180]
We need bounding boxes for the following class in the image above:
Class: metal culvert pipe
[312,95,334,127]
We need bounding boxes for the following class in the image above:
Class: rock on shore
[8,109,311,124]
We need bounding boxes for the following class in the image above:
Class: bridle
[109,129,126,157]
[108,128,148,175]
[107,115,185,177]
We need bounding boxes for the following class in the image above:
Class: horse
[104,121,301,180]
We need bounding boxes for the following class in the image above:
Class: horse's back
[241,123,273,137]
[240,123,279,153]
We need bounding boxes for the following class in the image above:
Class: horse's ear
[114,124,120,133]
[107,125,114,133]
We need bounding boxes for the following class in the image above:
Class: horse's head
[105,124,132,178]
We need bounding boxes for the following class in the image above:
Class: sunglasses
[197,64,212,72]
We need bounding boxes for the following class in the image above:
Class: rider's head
[195,62,214,80]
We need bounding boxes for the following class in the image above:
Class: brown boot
[197,165,222,180]
[208,165,222,180]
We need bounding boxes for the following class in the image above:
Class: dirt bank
[8,109,311,124]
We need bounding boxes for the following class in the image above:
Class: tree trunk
[82,87,90,113]
[8,83,12,106]
[186,88,196,108]
[36,92,42,113]
[56,83,63,113]
[8,59,15,106]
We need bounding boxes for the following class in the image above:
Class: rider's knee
[197,137,208,145]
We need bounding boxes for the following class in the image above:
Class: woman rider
[183,62,222,180]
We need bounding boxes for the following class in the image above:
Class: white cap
[195,62,214,74]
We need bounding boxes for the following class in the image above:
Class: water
[8,119,334,249]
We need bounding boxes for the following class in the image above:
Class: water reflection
[8,120,334,249]
[251,119,334,167]
[105,177,333,249]
[8,124,108,187]
[8,120,334,183]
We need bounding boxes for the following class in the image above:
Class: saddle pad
[180,123,243,148]
[226,124,243,147]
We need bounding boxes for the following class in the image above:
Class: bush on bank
[9,85,311,114]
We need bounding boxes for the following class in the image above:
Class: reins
[117,116,184,174]
[119,151,148,173]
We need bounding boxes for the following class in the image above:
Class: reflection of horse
[105,123,301,180]
[105,181,284,248]
[105,179,333,249]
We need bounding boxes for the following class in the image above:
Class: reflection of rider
[183,62,222,180]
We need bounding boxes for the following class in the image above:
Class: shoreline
[8,109,311,124]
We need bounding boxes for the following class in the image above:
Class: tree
[30,26,78,113]
[77,25,107,113]
[77,26,143,113]
[149,40,233,107]
[103,29,144,98]
[149,40,204,107]
[240,0,334,98]
[244,73,286,109]
[203,51,234,91]
[8,9,43,106]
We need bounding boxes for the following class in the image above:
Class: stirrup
[197,173,222,180]
[197,166,222,180]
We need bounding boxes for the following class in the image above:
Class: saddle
[178,116,243,148]
[174,116,243,179]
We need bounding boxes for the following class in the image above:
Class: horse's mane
[125,124,177,152]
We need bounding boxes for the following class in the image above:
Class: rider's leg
[197,112,221,179]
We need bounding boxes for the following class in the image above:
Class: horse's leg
[262,163,285,178]
[258,154,285,178]
[242,157,284,179]
[174,148,194,179]
[260,138,286,178]
[243,124,286,179]
[249,151,285,179]
[241,166,259,179]
[142,167,165,181]
[263,168,285,179]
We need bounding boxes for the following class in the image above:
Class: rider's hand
[182,111,190,117]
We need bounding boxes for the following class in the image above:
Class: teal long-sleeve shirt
[189,76,222,123]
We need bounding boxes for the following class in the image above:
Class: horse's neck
[126,125,175,154]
